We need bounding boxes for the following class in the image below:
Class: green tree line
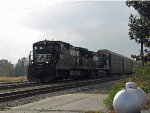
[0,57,28,77]
[126,1,150,64]
[103,1,150,110]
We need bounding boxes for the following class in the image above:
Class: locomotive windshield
[33,42,61,54]
[32,41,62,63]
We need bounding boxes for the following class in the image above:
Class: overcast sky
[0,0,140,64]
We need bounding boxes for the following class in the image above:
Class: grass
[84,110,118,113]
[0,76,27,82]
[145,95,150,109]
[0,105,10,111]
[103,76,150,111]
[0,106,6,111]
[103,63,150,111]
[103,79,125,110]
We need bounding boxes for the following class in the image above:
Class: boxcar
[124,57,132,74]
[97,49,133,75]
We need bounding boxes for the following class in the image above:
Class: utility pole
[21,59,24,81]
[21,57,27,81]
[141,39,144,67]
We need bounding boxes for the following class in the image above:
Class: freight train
[27,40,138,82]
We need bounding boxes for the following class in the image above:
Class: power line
[0,1,88,11]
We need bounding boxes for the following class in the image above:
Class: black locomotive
[27,40,137,82]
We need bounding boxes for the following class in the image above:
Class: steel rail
[0,81,28,85]
[0,82,37,90]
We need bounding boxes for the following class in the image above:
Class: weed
[85,111,104,113]
[103,63,150,110]
[0,76,27,82]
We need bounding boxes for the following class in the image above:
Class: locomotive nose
[35,62,56,81]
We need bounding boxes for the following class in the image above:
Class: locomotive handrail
[29,51,33,65]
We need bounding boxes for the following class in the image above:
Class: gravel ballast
[1,80,149,113]
[0,80,116,110]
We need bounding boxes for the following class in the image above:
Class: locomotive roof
[97,49,132,60]
[33,40,73,47]
[75,47,88,51]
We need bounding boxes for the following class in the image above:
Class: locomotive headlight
[31,61,34,64]
[46,61,48,64]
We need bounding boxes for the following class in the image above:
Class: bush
[103,63,150,110]
[103,81,125,110]
[132,63,150,93]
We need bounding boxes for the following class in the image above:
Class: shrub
[103,63,150,110]
[132,63,150,93]
[103,81,124,110]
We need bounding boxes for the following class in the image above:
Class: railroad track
[0,80,83,90]
[0,81,28,85]
[0,82,37,90]
[0,76,120,102]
